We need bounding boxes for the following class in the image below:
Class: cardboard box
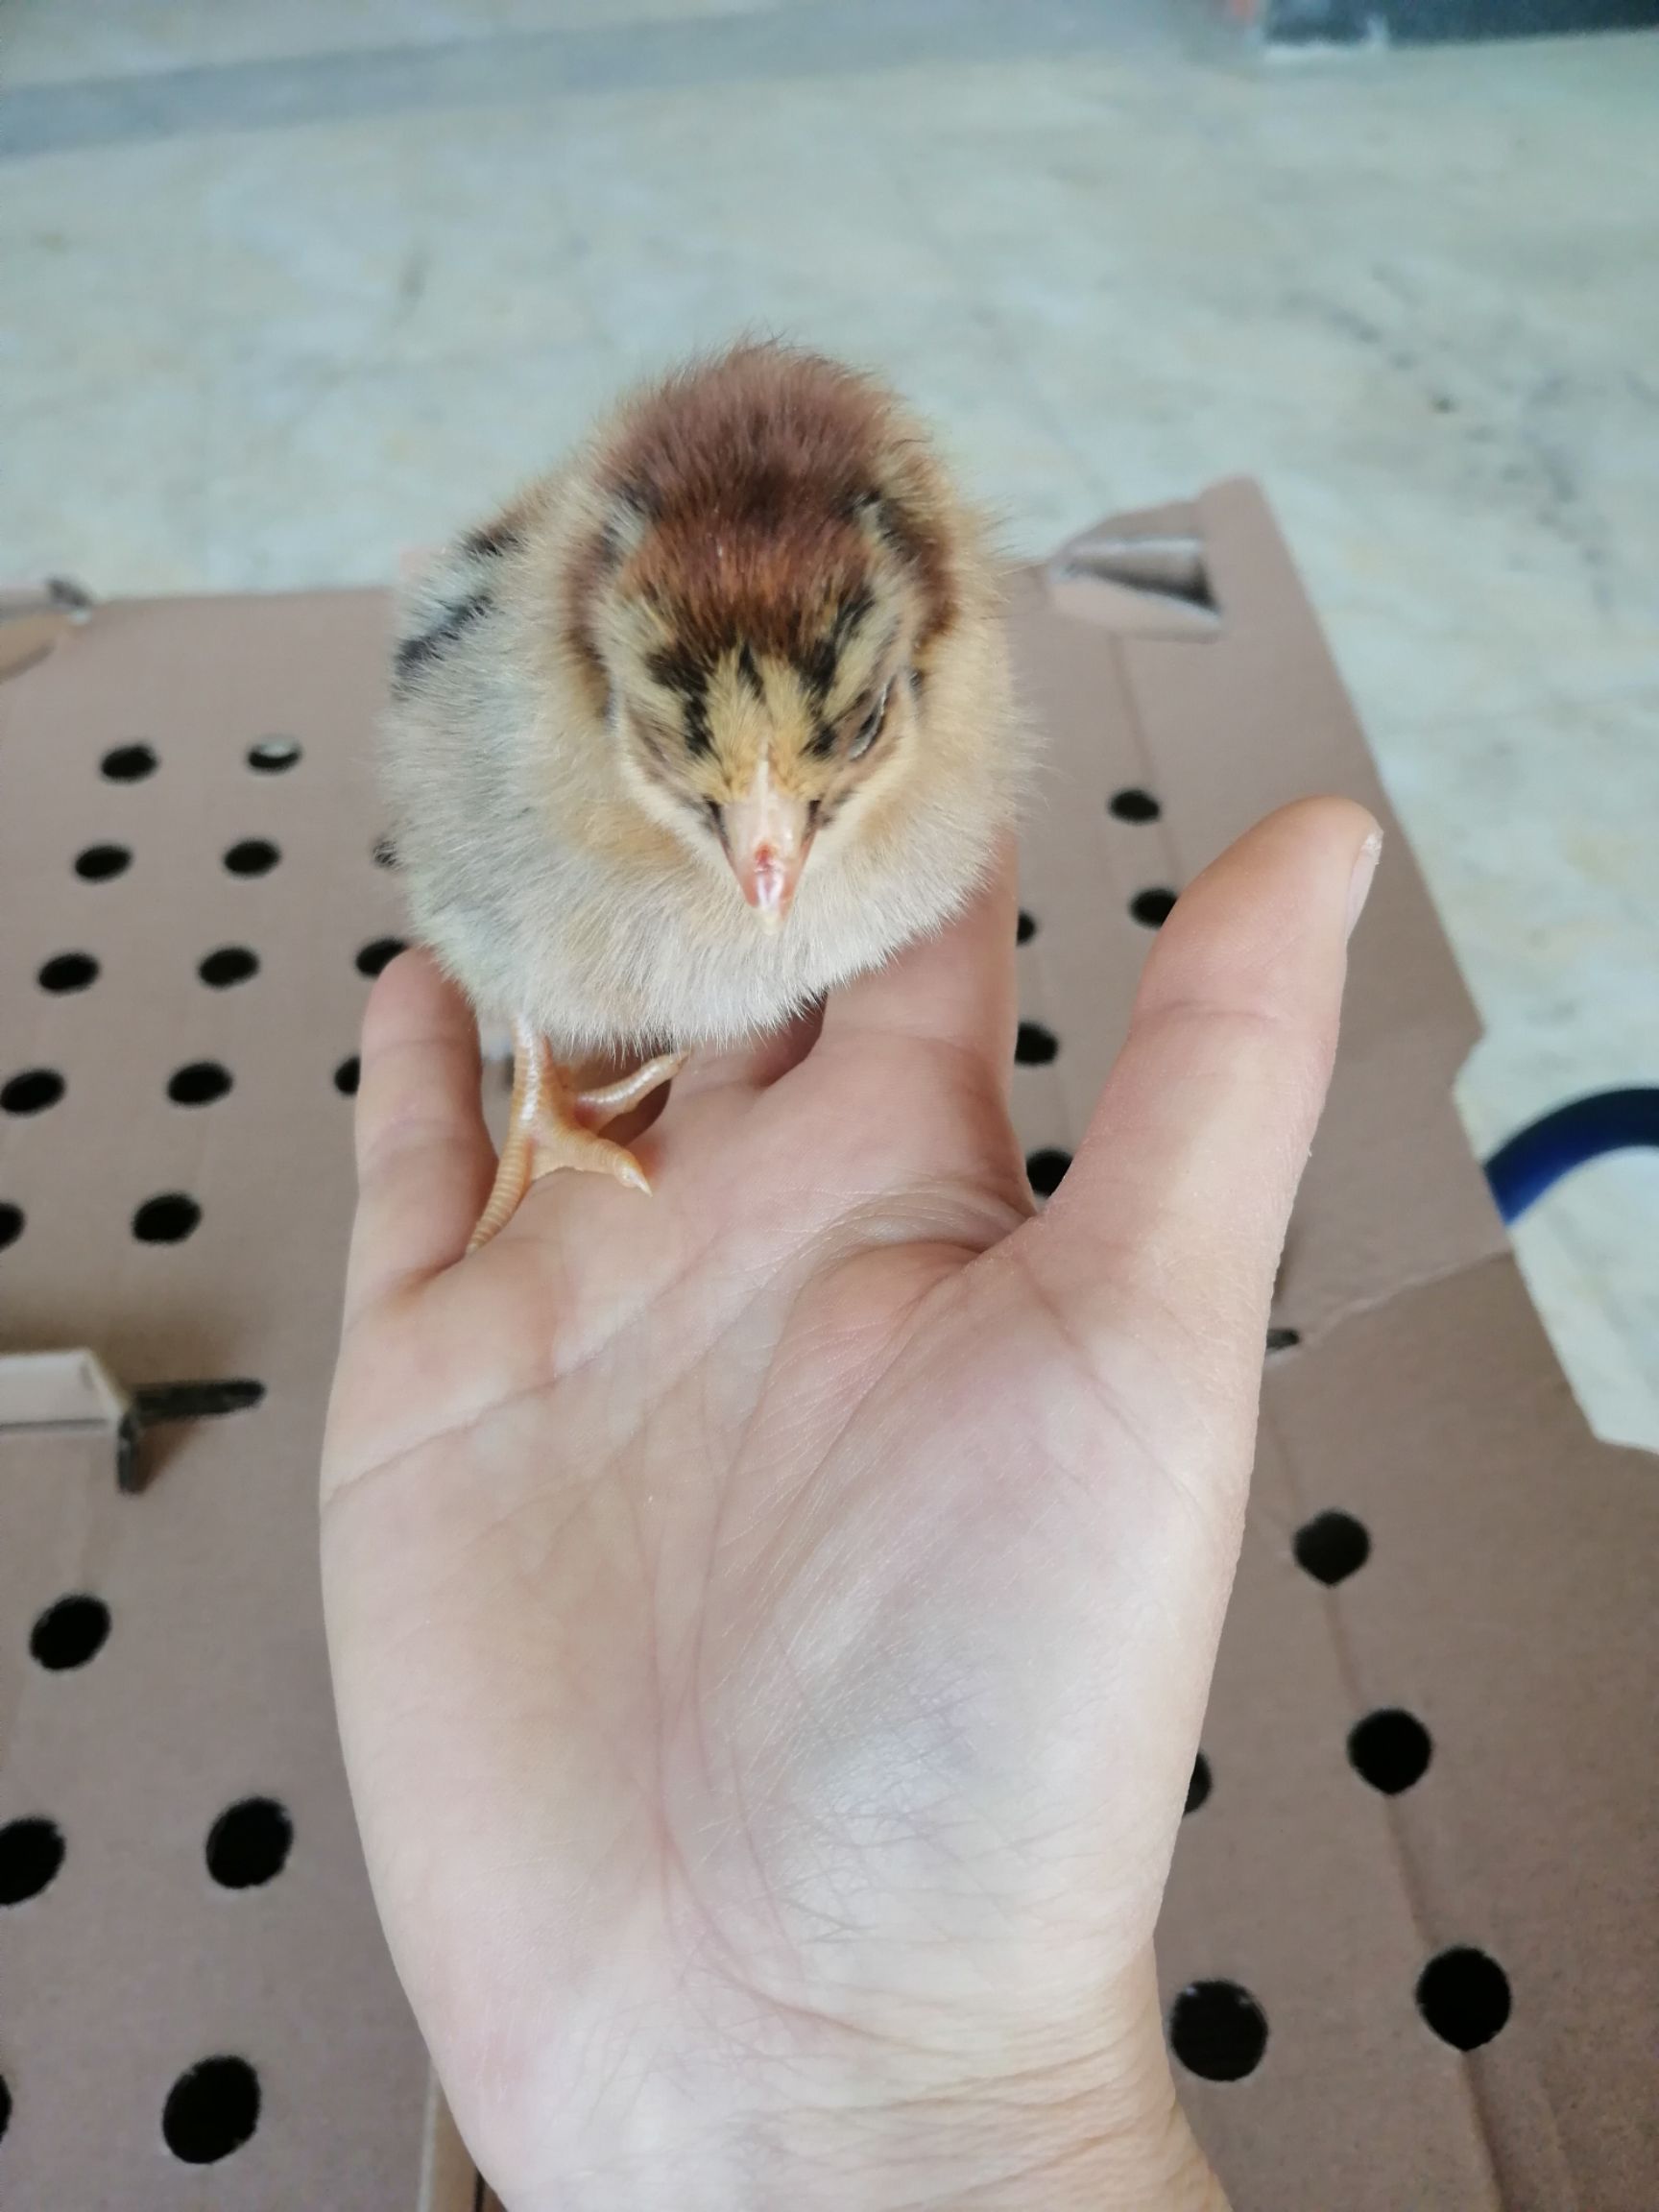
[2,483,1652,2209]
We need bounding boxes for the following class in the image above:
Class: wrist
[778,2063,1226,2212]
[479,1951,1227,2212]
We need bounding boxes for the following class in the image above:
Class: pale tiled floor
[4,0,1657,1441]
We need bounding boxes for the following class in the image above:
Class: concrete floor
[4,0,1657,1443]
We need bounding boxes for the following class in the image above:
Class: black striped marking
[462,519,523,560]
[646,640,713,756]
[796,586,877,706]
[393,590,493,689]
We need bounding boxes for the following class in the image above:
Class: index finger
[342,950,495,1330]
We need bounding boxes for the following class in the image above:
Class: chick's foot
[468,1027,681,1252]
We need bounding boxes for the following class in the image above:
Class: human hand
[322,799,1380,2211]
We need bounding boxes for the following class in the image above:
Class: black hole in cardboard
[0,2073,10,2143]
[38,951,99,993]
[224,839,279,877]
[1185,1752,1212,1815]
[167,1062,232,1107]
[206,1798,293,1889]
[1293,1510,1371,1586]
[2,1070,64,1116]
[1349,1708,1432,1795]
[373,835,398,868]
[162,2056,260,2164]
[1130,888,1178,928]
[1109,786,1162,823]
[132,1193,202,1244]
[1015,1022,1059,1066]
[1026,1148,1071,1198]
[0,1203,22,1251]
[334,1055,360,1096]
[75,843,131,881]
[101,742,157,781]
[0,1816,65,1906]
[1266,1326,1301,1353]
[1017,909,1036,944]
[30,1594,110,1671]
[1416,1947,1511,2052]
[1169,1980,1268,2081]
[199,946,258,988]
[247,736,301,772]
[356,937,406,977]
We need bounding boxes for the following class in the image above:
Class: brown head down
[563,342,966,923]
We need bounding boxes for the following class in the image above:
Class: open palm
[322,800,1377,2212]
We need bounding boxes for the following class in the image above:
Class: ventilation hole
[1,1070,64,1116]
[1026,1148,1071,1198]
[373,834,398,868]
[1266,1326,1301,1353]
[334,1055,360,1096]
[1169,1980,1268,2081]
[198,946,258,988]
[205,1798,293,1889]
[161,2056,260,2164]
[1185,1752,1212,1815]
[37,950,99,993]
[1130,887,1178,928]
[1416,1947,1511,2052]
[224,839,279,877]
[1109,786,1162,824]
[29,1594,111,1671]
[247,736,301,772]
[0,1816,65,1907]
[0,1203,22,1251]
[167,1062,232,1107]
[1016,909,1037,945]
[1015,1022,1059,1066]
[1293,1510,1371,1586]
[100,741,157,781]
[355,937,406,977]
[132,1193,201,1244]
[1349,1709,1432,1795]
[0,2073,9,2143]
[74,843,131,881]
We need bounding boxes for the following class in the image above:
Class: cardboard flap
[0,581,95,684]
[0,1349,130,1434]
[1047,506,1221,637]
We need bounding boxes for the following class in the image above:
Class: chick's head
[563,344,974,925]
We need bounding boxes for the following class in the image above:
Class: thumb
[1024,797,1380,1439]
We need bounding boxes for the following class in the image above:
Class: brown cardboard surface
[0,590,428,2205]
[4,482,1653,2209]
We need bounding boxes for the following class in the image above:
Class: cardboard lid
[3,481,1652,2208]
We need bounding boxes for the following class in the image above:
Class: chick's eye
[850,681,892,761]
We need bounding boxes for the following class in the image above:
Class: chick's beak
[720,760,813,926]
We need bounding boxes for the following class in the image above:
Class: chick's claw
[468,1027,662,1253]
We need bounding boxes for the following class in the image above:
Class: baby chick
[382,340,1018,1247]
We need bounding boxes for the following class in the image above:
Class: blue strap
[1483,1089,1659,1224]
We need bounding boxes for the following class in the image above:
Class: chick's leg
[469,1025,675,1253]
